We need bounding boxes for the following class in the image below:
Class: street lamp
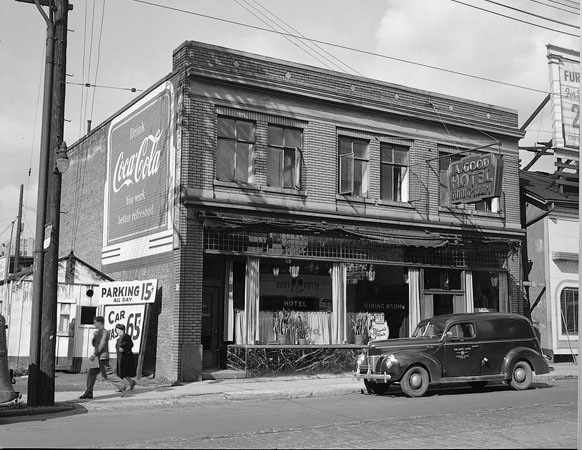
[55,141,69,174]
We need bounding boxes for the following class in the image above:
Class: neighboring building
[0,252,113,371]
[60,41,526,381]
[521,170,579,361]
[0,237,35,275]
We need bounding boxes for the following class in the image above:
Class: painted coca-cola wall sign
[102,78,176,266]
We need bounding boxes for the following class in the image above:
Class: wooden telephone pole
[17,0,71,407]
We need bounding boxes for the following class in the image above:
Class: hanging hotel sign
[101,76,177,266]
[547,45,579,151]
[97,279,158,305]
[448,154,503,205]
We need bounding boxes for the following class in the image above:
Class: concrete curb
[0,402,79,418]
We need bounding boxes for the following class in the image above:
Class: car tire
[400,366,429,398]
[509,361,533,391]
[468,381,488,390]
[364,380,390,395]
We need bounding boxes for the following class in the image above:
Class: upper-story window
[439,150,499,212]
[338,136,368,197]
[267,125,302,189]
[216,117,255,183]
[381,143,409,202]
[561,287,578,334]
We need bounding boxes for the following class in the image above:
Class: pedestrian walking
[115,323,136,391]
[79,316,126,399]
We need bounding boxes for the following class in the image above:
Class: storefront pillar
[331,262,347,344]
[244,257,260,344]
[408,268,421,336]
[465,271,475,313]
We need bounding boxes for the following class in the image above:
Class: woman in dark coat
[115,323,136,391]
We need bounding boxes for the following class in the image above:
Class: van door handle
[471,345,479,348]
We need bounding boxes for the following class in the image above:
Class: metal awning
[202,213,447,248]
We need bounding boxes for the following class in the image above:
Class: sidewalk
[2,362,578,417]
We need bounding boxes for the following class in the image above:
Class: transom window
[267,125,302,189]
[561,287,578,334]
[381,143,409,202]
[216,117,255,183]
[338,136,368,197]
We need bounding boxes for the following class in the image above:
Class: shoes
[116,387,126,393]
[128,381,135,391]
[79,393,93,399]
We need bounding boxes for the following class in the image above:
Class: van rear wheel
[364,380,390,395]
[509,361,533,391]
[400,366,429,398]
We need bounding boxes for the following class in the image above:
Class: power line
[127,0,552,94]
[545,0,579,11]
[90,0,107,120]
[233,0,337,72]
[450,0,578,36]
[480,0,577,28]
[247,0,362,76]
[526,0,579,15]
[67,81,142,92]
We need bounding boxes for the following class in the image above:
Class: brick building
[61,41,526,381]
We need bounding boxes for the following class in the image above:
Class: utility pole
[18,0,71,406]
[22,0,55,408]
[14,184,23,274]
[39,0,70,406]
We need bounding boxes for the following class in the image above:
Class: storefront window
[472,270,500,312]
[423,268,462,290]
[561,287,578,334]
[258,259,333,345]
[346,264,408,341]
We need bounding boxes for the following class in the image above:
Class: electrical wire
[78,0,89,137]
[480,0,578,28]
[450,0,578,36]
[125,0,554,94]
[233,0,337,72]
[67,82,141,92]
[90,0,107,120]
[545,0,579,11]
[526,0,579,15]
[246,0,362,76]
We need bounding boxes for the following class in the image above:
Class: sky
[0,0,579,244]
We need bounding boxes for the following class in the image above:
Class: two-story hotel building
[61,41,526,381]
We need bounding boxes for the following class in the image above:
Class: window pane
[394,166,405,202]
[393,147,408,165]
[561,288,578,334]
[353,139,368,159]
[267,148,283,187]
[339,153,354,194]
[268,126,284,147]
[354,159,367,197]
[234,143,250,182]
[339,137,352,155]
[439,155,450,206]
[283,148,295,188]
[381,145,393,163]
[381,164,394,200]
[217,139,235,180]
[217,118,236,138]
[236,120,255,142]
[285,129,302,149]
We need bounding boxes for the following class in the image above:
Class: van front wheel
[509,361,533,391]
[400,366,429,398]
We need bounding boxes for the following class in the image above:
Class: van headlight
[384,354,397,369]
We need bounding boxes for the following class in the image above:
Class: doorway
[202,285,221,367]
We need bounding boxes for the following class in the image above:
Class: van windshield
[413,320,446,338]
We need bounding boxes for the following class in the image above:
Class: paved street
[1,379,577,449]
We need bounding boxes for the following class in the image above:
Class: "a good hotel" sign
[448,154,503,205]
